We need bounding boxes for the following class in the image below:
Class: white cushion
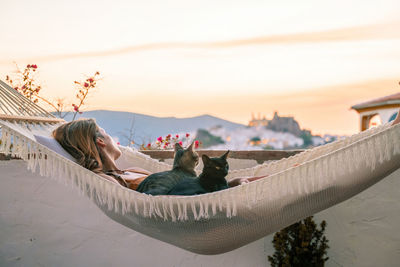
[34,135,77,162]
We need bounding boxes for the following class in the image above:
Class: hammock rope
[1,79,400,254]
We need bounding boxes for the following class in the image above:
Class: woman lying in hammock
[53,111,400,192]
[52,118,264,191]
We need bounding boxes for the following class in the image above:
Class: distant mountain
[61,110,244,146]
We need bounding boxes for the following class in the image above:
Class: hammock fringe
[0,120,399,224]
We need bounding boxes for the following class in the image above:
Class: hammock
[1,80,400,255]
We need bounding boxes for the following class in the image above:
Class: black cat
[136,142,199,195]
[168,151,230,195]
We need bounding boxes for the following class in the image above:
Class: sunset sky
[1,0,400,135]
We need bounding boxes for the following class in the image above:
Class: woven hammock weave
[1,118,399,254]
[1,79,399,254]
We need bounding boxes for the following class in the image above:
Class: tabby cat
[168,151,230,195]
[136,142,199,195]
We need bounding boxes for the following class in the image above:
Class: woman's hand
[228,174,271,187]
[228,178,250,187]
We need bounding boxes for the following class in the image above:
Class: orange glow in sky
[1,0,399,135]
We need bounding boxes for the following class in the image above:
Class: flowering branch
[6,64,100,120]
[140,133,202,150]
[71,71,100,121]
[6,64,40,103]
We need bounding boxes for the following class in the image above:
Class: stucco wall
[1,160,400,266]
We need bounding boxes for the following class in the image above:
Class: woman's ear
[96,137,106,148]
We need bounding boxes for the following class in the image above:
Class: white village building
[351,92,400,131]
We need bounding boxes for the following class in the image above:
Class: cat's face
[202,150,230,176]
[174,142,199,170]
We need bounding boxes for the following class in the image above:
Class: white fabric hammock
[1,117,399,255]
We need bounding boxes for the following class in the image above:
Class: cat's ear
[221,150,230,160]
[174,142,183,152]
[202,154,211,165]
[187,141,195,151]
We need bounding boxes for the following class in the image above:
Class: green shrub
[268,216,329,267]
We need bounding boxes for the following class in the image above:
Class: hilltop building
[351,92,400,131]
[249,111,306,137]
[266,111,303,136]
[248,112,269,127]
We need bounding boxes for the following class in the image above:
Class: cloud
[207,21,400,48]
[2,21,399,64]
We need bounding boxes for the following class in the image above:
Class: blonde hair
[53,118,104,173]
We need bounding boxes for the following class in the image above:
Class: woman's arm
[97,172,125,186]
[124,167,152,175]
[228,164,300,187]
[228,174,270,187]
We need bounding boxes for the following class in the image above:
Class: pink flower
[147,143,151,147]
[175,134,179,138]
[27,64,31,68]
[179,141,183,146]
[194,140,199,148]
[157,136,163,142]
[32,64,37,69]
[72,104,79,112]
[117,142,120,145]
[186,133,190,138]
[84,82,89,88]
[88,78,94,83]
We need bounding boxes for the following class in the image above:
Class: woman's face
[97,127,122,160]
